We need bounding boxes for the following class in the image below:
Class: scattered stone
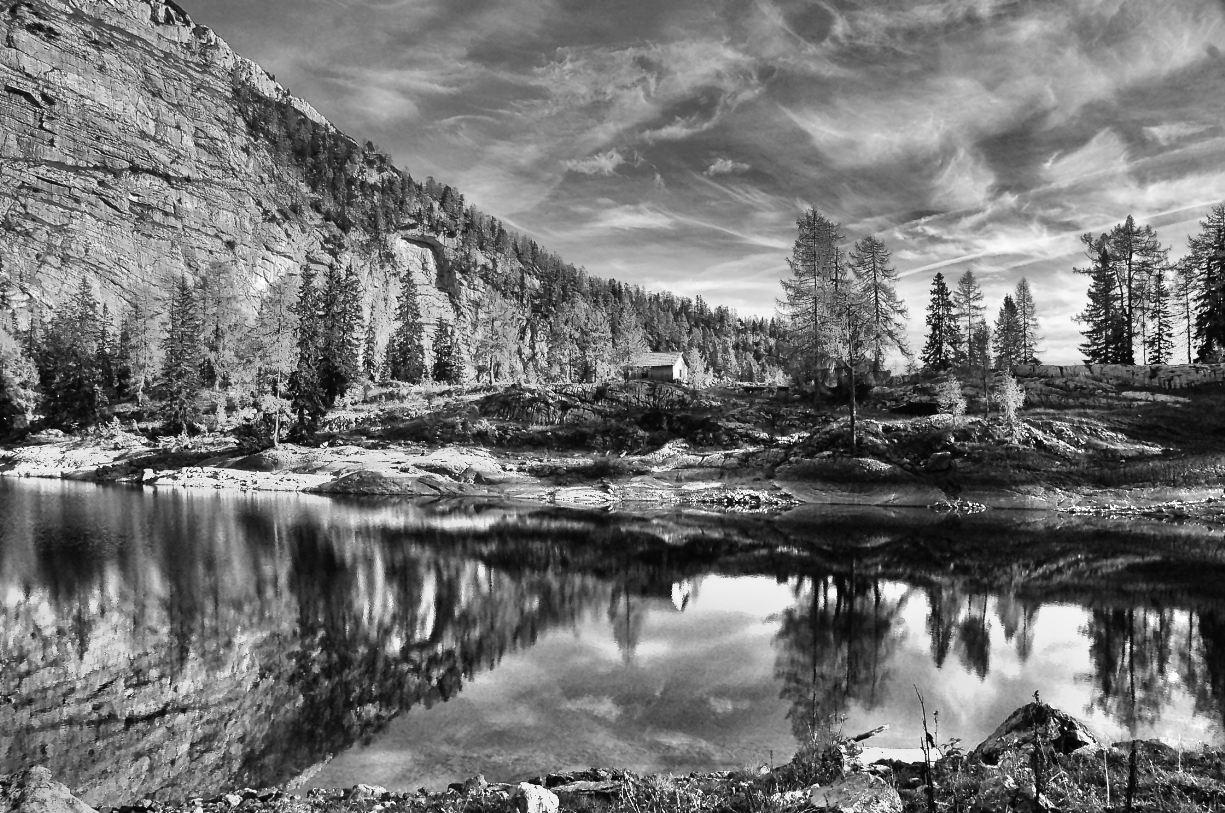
[808,772,902,812]
[510,783,559,813]
[342,785,387,802]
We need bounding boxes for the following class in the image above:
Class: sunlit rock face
[0,0,458,352]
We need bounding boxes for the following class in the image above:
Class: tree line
[1076,206,1225,365]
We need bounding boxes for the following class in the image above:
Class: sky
[187,0,1225,364]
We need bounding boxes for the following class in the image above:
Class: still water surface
[1,479,1223,805]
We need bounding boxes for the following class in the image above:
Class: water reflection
[3,480,1225,803]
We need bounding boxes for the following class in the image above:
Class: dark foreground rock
[972,701,1101,765]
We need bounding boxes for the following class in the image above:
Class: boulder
[972,703,1100,765]
[0,768,97,813]
[510,783,559,813]
[808,773,902,812]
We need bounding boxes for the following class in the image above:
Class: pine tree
[1076,233,1129,364]
[921,273,958,371]
[952,270,985,367]
[992,295,1024,371]
[387,268,426,383]
[160,276,204,432]
[849,235,908,371]
[289,267,326,431]
[1145,267,1174,364]
[37,277,106,429]
[1188,204,1225,361]
[1013,278,1042,364]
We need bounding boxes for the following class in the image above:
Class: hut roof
[630,352,685,367]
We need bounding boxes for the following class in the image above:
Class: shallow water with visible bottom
[1,478,1222,805]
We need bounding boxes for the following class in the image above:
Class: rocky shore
[3,703,1220,813]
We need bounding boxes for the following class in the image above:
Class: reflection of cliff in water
[6,483,1225,801]
[0,485,614,804]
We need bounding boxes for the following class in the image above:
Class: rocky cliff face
[0,0,459,355]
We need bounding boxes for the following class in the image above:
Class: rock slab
[511,784,559,813]
[0,768,97,813]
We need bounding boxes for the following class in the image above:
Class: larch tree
[920,273,958,371]
[1013,278,1042,364]
[431,319,463,384]
[251,274,298,445]
[362,316,381,383]
[1188,203,1225,361]
[1107,215,1167,363]
[115,285,160,406]
[849,235,908,371]
[778,209,844,386]
[1172,259,1197,364]
[160,275,204,432]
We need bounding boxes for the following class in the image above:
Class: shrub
[935,376,966,420]
[994,373,1026,429]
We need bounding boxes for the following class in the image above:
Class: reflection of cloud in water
[560,695,621,722]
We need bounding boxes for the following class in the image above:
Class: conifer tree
[1188,203,1225,361]
[160,276,204,432]
[1145,267,1174,364]
[362,316,381,383]
[1076,233,1128,364]
[849,235,908,370]
[289,268,326,431]
[115,288,160,405]
[778,209,843,384]
[992,295,1024,371]
[317,263,363,406]
[952,270,985,367]
[0,318,39,433]
[1173,259,1197,364]
[1107,216,1167,363]
[37,277,106,429]
[431,319,462,384]
[921,273,958,371]
[251,274,298,445]
[1013,278,1042,364]
[387,268,426,383]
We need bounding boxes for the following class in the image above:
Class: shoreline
[4,703,1223,813]
[3,431,1225,518]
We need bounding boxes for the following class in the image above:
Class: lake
[2,478,1223,805]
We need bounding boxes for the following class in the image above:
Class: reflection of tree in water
[1080,608,1175,733]
[955,595,991,680]
[994,593,1040,663]
[773,573,907,743]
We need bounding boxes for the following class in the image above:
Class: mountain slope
[0,0,781,386]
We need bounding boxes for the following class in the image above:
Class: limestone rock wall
[1013,363,1225,391]
[0,0,465,358]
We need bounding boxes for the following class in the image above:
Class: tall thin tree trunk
[848,361,857,453]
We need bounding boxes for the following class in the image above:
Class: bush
[994,373,1025,429]
[935,376,966,420]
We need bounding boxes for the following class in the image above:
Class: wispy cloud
[190,0,1225,363]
